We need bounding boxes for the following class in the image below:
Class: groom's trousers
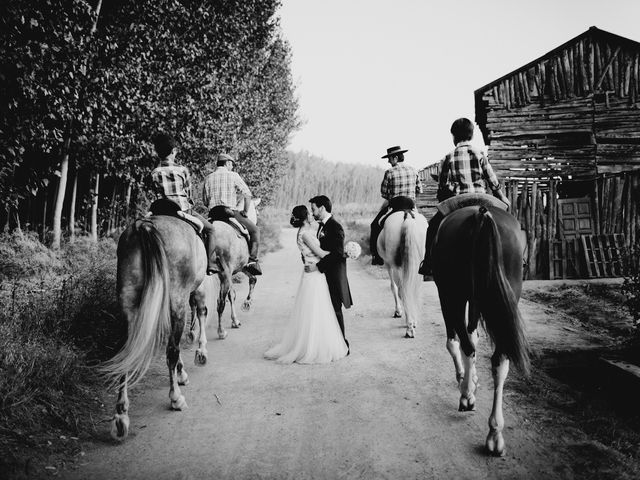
[329,294,348,347]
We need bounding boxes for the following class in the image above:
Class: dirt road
[62,227,635,480]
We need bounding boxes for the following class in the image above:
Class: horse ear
[430,174,438,182]
[254,198,262,207]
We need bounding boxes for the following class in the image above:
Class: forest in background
[1,0,298,246]
[270,150,385,211]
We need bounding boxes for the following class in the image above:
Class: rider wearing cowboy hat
[370,146,423,265]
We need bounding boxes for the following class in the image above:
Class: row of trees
[1,0,299,246]
[272,151,385,209]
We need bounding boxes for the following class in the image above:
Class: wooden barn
[442,26,640,280]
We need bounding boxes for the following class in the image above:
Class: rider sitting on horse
[418,118,511,277]
[150,132,217,275]
[203,153,262,276]
[370,145,423,266]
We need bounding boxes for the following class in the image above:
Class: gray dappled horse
[102,215,210,441]
[376,209,428,338]
[188,199,260,345]
[432,203,529,456]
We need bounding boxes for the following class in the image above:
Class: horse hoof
[231,322,241,329]
[186,331,196,344]
[242,301,251,312]
[171,395,188,411]
[458,397,476,412]
[393,311,402,318]
[110,413,130,442]
[195,350,208,365]
[177,372,189,386]
[486,430,506,456]
[218,330,228,340]
[404,332,414,339]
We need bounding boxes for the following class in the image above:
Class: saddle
[208,205,250,242]
[436,192,508,217]
[378,196,417,228]
[149,199,204,235]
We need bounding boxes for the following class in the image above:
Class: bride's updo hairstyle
[290,205,308,228]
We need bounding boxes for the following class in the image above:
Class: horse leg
[458,328,479,412]
[242,273,256,311]
[441,295,476,410]
[176,353,189,385]
[167,304,188,411]
[229,287,240,329]
[194,299,209,365]
[486,353,509,456]
[186,293,197,344]
[446,336,464,386]
[110,374,130,441]
[217,274,229,339]
[387,266,402,319]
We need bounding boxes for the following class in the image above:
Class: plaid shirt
[439,141,501,196]
[151,163,194,211]
[380,163,423,200]
[203,166,252,209]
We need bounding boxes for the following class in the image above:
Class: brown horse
[432,205,529,456]
[101,215,210,441]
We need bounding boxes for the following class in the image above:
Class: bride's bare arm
[301,232,329,258]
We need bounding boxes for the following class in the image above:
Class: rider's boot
[245,239,262,275]
[206,232,219,275]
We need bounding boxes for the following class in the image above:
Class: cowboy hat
[217,153,235,162]
[381,146,408,158]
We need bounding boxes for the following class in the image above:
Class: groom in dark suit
[306,195,353,353]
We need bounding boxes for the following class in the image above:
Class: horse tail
[397,213,422,324]
[102,219,171,388]
[471,207,530,375]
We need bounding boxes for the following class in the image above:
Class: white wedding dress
[264,225,348,364]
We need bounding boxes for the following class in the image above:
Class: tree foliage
[0,0,299,236]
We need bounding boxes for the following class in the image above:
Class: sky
[278,0,640,170]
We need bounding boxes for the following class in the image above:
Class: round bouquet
[344,241,362,260]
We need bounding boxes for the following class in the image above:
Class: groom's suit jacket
[316,216,353,309]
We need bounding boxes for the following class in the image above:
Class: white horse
[377,209,428,338]
[187,198,261,359]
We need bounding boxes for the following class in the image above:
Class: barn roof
[475,26,640,96]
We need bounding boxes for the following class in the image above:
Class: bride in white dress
[264,205,348,364]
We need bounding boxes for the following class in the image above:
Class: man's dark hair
[216,159,228,167]
[153,132,177,158]
[290,205,308,228]
[309,195,332,213]
[450,118,474,144]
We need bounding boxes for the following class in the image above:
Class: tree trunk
[91,173,100,242]
[124,181,133,224]
[52,1,103,248]
[51,149,70,249]
[69,170,78,243]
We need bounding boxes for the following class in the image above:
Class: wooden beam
[595,45,621,90]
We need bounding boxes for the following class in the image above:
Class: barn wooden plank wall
[503,169,640,279]
[475,27,640,181]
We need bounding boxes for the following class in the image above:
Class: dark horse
[102,215,210,441]
[432,204,529,456]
